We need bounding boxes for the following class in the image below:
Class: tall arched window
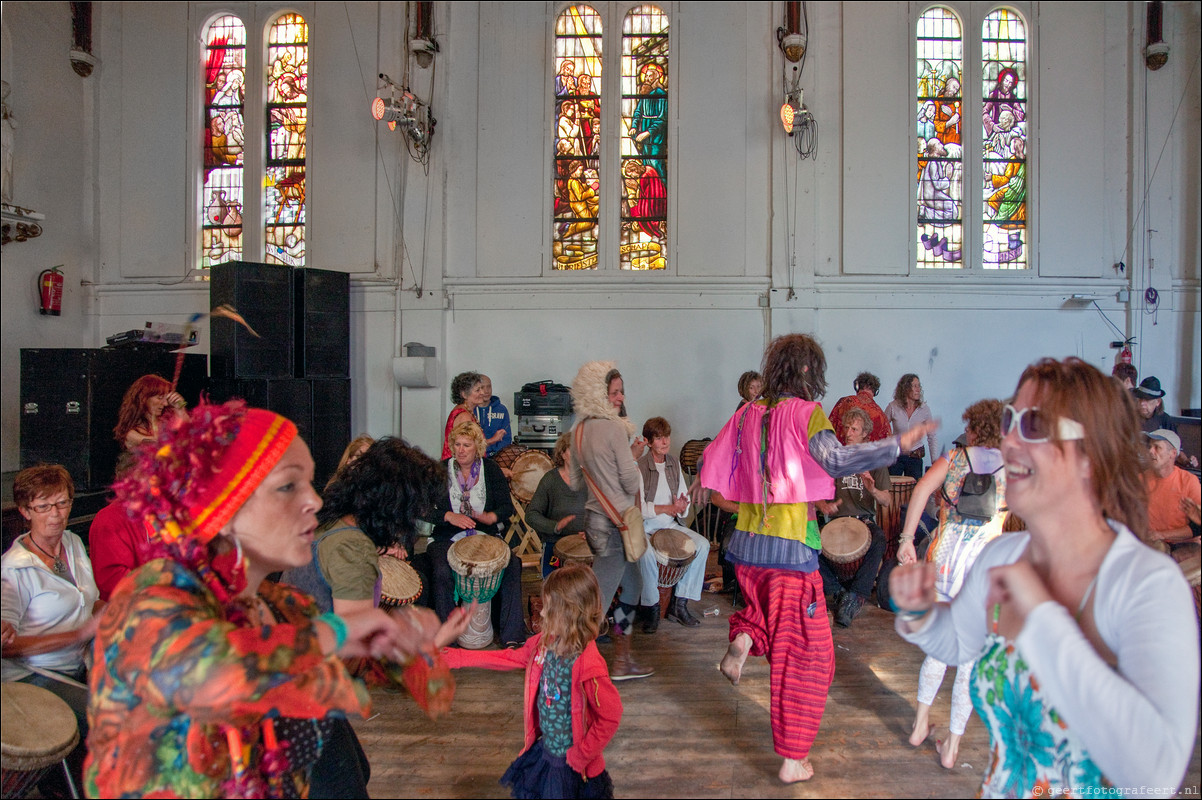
[915,5,1030,272]
[264,13,308,268]
[552,5,603,270]
[551,3,668,272]
[202,15,246,269]
[620,5,668,271]
[915,7,963,268]
[981,8,1027,269]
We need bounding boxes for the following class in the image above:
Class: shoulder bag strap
[575,420,629,532]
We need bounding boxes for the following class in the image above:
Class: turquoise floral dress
[972,634,1114,798]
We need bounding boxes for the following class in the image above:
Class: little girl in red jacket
[443,564,622,799]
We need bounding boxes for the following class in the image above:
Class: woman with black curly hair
[283,437,444,616]
[442,371,486,460]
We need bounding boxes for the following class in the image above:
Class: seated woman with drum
[282,437,443,620]
[815,408,891,629]
[427,418,527,649]
[525,432,590,578]
[633,416,711,630]
[2,464,100,795]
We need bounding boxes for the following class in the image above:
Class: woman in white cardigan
[890,358,1198,797]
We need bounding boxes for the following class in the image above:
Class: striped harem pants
[731,564,835,759]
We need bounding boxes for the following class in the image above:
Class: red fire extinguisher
[38,266,64,316]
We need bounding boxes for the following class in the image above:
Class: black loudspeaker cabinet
[294,268,349,378]
[208,377,350,490]
[20,348,208,490]
[210,260,293,380]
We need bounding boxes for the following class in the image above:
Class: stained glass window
[265,13,308,268]
[552,6,603,271]
[916,7,963,269]
[981,9,1027,270]
[202,15,246,269]
[619,6,668,271]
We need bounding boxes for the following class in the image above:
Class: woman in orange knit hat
[85,400,468,798]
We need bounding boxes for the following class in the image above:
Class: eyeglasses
[28,499,72,514]
[1001,405,1085,443]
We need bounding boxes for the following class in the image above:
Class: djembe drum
[821,517,871,583]
[880,475,916,561]
[379,554,424,609]
[1,683,80,799]
[508,450,553,505]
[448,534,512,649]
[493,444,529,475]
[553,534,594,569]
[651,529,697,588]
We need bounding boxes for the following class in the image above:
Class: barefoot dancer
[700,334,936,784]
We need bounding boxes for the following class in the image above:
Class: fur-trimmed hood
[571,360,635,437]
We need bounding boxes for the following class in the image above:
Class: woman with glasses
[1,464,100,793]
[896,399,1007,769]
[891,359,1199,797]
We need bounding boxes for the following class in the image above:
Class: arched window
[915,7,963,268]
[551,3,668,272]
[202,15,246,269]
[620,5,668,271]
[915,5,1030,272]
[552,5,603,270]
[264,13,308,268]
[981,8,1027,269]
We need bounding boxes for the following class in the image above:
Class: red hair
[1015,358,1148,539]
[113,374,172,444]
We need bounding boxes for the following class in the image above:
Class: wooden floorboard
[353,562,1202,798]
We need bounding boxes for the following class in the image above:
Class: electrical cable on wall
[346,1,433,295]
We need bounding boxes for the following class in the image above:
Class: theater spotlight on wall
[371,74,433,149]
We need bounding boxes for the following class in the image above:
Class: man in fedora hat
[1132,376,1174,434]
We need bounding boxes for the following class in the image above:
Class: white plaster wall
[1,1,1199,473]
[0,2,97,468]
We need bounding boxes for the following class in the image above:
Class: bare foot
[935,733,961,769]
[908,704,932,747]
[719,633,751,686]
[909,718,931,747]
[779,758,814,784]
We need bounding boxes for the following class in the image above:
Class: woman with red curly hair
[896,398,1008,770]
[112,373,187,451]
[86,401,468,798]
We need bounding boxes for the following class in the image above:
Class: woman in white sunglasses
[891,358,1198,797]
[896,398,1008,769]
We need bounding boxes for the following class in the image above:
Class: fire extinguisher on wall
[38,265,64,316]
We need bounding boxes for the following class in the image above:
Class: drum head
[1,683,79,765]
[378,554,422,604]
[493,444,529,472]
[509,450,553,504]
[821,517,871,563]
[553,535,593,562]
[651,528,696,566]
[448,533,511,576]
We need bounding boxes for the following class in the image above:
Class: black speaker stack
[208,261,351,488]
[20,349,208,490]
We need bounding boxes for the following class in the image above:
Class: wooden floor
[353,566,1202,799]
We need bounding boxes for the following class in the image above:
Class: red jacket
[443,634,622,777]
[89,499,153,602]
